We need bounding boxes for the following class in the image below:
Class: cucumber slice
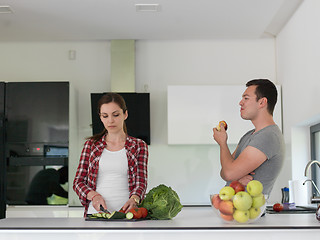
[108,211,126,219]
[94,213,103,218]
[126,212,134,220]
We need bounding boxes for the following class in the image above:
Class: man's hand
[238,173,254,186]
[213,125,228,145]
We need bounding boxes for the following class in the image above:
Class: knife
[100,205,111,214]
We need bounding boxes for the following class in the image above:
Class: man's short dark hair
[246,79,278,115]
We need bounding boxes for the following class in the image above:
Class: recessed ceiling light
[0,6,13,14]
[135,4,160,12]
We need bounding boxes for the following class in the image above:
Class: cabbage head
[140,184,183,220]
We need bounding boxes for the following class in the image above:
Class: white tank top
[87,148,129,214]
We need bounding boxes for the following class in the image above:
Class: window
[310,123,320,196]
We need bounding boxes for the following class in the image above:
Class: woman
[73,93,148,217]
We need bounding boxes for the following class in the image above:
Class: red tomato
[130,208,142,219]
[139,207,148,218]
[273,203,284,212]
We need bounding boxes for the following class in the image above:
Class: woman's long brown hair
[88,93,128,142]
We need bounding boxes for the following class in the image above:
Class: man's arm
[220,144,266,181]
[213,127,267,182]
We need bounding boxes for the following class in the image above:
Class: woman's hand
[88,191,107,212]
[121,196,139,213]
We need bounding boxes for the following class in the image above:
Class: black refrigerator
[0,82,6,219]
[0,82,69,219]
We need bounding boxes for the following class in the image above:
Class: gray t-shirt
[229,124,285,196]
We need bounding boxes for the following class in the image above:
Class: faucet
[304,160,320,204]
[304,160,320,177]
[303,179,320,196]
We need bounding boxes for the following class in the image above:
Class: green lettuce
[140,184,183,220]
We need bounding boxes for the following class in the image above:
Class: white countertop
[1,206,319,230]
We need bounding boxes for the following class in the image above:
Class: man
[213,79,285,196]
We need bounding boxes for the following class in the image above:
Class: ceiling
[0,0,303,41]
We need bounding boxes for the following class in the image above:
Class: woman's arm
[130,140,148,200]
[73,141,94,205]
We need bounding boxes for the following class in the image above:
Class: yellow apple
[219,186,235,201]
[247,180,263,197]
[233,209,250,223]
[249,207,261,219]
[252,193,265,208]
[233,191,253,211]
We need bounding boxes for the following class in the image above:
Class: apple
[273,203,284,212]
[216,120,228,131]
[220,212,233,221]
[233,191,253,211]
[219,200,234,215]
[251,193,266,208]
[246,180,263,197]
[219,186,235,200]
[233,209,250,223]
[249,207,261,219]
[229,180,245,193]
[211,194,222,209]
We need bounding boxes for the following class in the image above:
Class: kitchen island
[0,206,319,240]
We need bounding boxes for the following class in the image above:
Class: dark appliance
[0,82,6,219]
[91,93,150,145]
[0,82,69,214]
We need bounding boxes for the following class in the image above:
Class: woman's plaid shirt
[73,134,148,215]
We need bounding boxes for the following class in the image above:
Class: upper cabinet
[167,85,282,145]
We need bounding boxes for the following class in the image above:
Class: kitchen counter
[0,206,319,240]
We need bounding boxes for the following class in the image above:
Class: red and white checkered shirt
[73,134,148,216]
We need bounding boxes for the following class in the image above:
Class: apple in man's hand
[216,120,228,131]
[219,186,235,200]
[246,180,263,197]
[229,180,245,193]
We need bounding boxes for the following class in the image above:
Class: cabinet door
[167,85,282,145]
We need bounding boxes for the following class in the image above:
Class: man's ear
[259,97,268,108]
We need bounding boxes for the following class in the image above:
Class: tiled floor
[6,205,84,218]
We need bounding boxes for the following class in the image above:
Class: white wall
[276,0,320,181]
[0,39,288,206]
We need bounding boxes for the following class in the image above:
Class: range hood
[110,40,136,92]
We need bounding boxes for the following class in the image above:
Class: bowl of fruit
[210,180,266,224]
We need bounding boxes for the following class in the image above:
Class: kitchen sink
[266,205,317,214]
